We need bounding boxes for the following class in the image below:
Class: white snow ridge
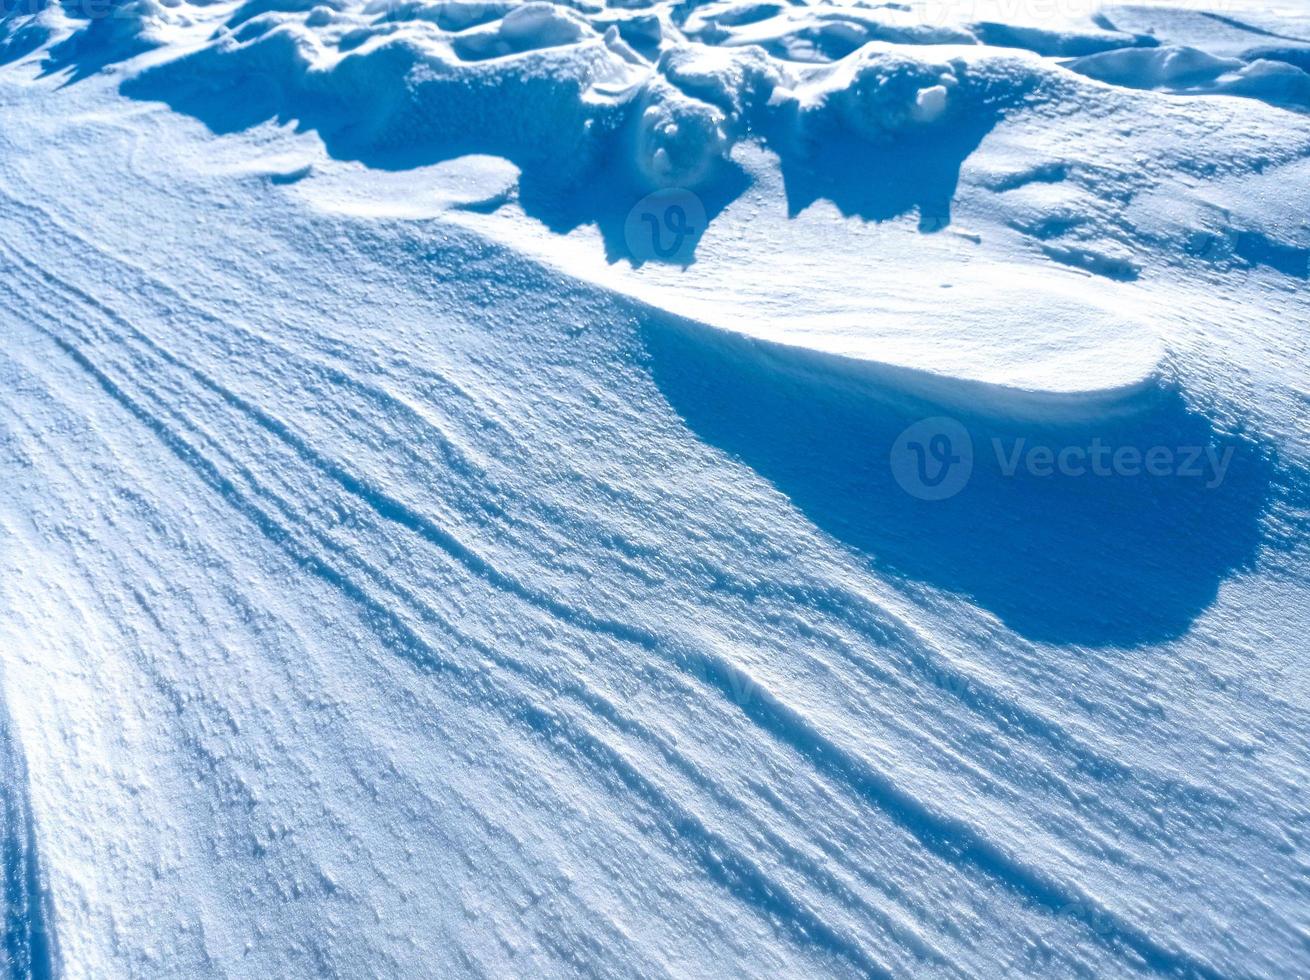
[1,0,1309,975]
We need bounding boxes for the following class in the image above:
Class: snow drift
[1,0,1310,977]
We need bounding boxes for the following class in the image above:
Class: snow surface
[1,0,1309,975]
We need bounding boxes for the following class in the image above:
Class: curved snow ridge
[650,311,1166,422]
[420,174,1170,407]
[591,255,1169,412]
[1064,43,1310,111]
[0,225,1243,980]
[659,640,1231,980]
[0,178,1273,975]
[1,74,1303,975]
[642,301,1272,646]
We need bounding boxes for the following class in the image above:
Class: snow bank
[8,0,1303,281]
[106,0,1059,220]
[1065,44,1310,110]
[2,0,1310,977]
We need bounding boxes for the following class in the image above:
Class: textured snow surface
[1,0,1310,976]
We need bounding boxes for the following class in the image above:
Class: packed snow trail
[2,1,1310,978]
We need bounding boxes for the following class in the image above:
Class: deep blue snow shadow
[771,109,1002,232]
[646,319,1274,647]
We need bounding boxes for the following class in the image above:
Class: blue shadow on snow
[645,318,1274,647]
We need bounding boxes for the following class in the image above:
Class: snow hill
[1,0,1309,976]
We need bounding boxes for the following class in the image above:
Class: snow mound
[1099,3,1310,65]
[2,1,1310,977]
[116,2,1053,199]
[795,48,965,139]
[3,0,1308,403]
[452,2,594,60]
[1065,44,1310,110]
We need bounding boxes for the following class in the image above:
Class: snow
[1065,44,1310,109]
[1,0,1309,976]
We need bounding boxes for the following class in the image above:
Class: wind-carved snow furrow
[0,189,510,523]
[1,278,960,976]
[0,227,1231,978]
[0,187,1195,853]
[16,324,915,979]
[0,183,1245,972]
[646,576,1206,911]
[1,184,677,626]
[697,567,1243,848]
[0,398,665,978]
[673,648,1234,979]
[0,358,672,976]
[0,247,940,970]
[0,200,667,648]
[0,196,1242,866]
[72,278,664,651]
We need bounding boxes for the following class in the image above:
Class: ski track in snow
[1,0,1310,977]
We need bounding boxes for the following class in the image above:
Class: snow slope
[1,0,1309,976]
